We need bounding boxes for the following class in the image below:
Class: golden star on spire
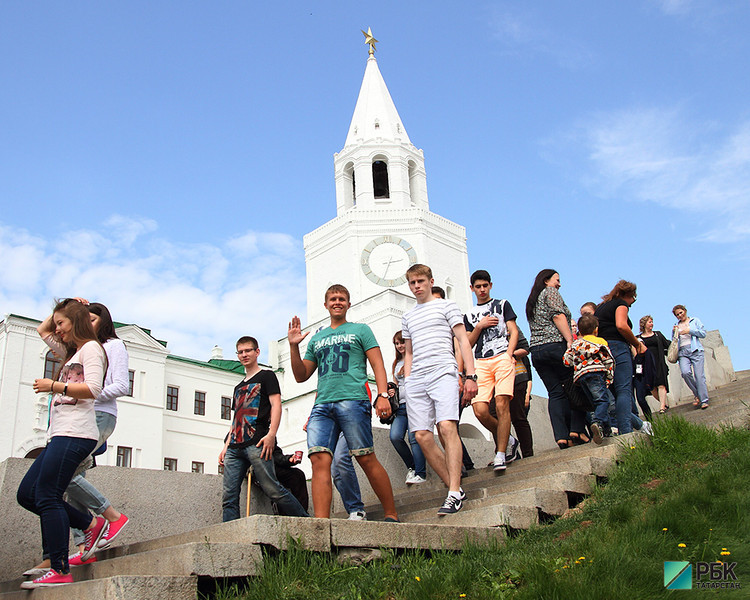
[361,27,378,56]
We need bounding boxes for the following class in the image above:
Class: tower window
[43,350,61,380]
[372,161,389,199]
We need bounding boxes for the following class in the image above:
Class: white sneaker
[410,474,426,484]
[405,468,416,484]
[348,510,367,521]
[641,421,654,436]
[493,455,507,472]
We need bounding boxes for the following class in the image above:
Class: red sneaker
[98,513,129,549]
[81,516,108,561]
[20,569,73,589]
[69,551,97,566]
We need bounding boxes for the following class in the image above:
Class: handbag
[667,332,679,364]
[561,374,594,412]
[375,382,400,425]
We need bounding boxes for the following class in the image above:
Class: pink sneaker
[20,569,73,589]
[97,513,129,549]
[81,516,108,561]
[69,551,97,566]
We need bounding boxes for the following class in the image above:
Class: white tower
[272,34,472,451]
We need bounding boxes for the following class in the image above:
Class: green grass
[210,417,750,600]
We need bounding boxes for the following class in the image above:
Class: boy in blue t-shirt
[288,284,398,522]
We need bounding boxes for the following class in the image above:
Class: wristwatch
[377,392,389,399]
[464,374,478,382]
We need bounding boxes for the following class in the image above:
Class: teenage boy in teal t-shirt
[288,284,398,522]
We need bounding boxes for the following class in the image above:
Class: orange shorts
[471,353,516,404]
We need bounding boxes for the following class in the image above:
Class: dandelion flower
[662,528,668,531]
[722,548,728,551]
[563,565,569,569]
[578,556,586,561]
[415,576,421,582]
[460,595,466,598]
[721,551,731,556]
[630,445,636,449]
[678,543,686,548]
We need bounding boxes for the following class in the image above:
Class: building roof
[344,55,412,148]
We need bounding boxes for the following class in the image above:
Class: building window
[372,160,390,199]
[166,386,179,411]
[194,391,206,416]
[191,461,204,474]
[127,370,135,397]
[43,350,61,380]
[164,458,178,471]
[221,396,232,420]
[116,446,132,468]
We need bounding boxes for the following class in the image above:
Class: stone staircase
[3,371,747,599]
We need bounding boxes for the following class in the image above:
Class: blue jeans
[67,411,117,546]
[332,433,364,514]
[530,342,583,442]
[679,348,708,403]
[17,436,97,573]
[608,340,637,434]
[389,404,426,478]
[222,444,309,521]
[579,372,610,426]
[307,399,374,456]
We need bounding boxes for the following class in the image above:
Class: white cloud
[562,106,750,243]
[0,218,306,362]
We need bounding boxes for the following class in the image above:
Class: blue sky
[1,1,748,372]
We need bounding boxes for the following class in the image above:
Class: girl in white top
[25,301,131,575]
[17,299,108,589]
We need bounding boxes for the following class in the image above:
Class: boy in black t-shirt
[219,336,308,521]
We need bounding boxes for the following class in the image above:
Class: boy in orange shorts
[463,270,520,471]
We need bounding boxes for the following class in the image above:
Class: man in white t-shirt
[401,264,478,515]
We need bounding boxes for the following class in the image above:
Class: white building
[0,41,488,477]
[0,313,249,474]
[271,44,483,453]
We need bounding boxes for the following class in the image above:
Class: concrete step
[81,542,263,579]
[360,442,622,522]
[0,576,197,600]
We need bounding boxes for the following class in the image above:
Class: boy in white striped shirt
[401,264,478,515]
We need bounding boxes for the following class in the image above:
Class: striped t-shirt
[402,298,463,374]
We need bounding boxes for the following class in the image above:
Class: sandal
[658,408,667,414]
[692,398,700,407]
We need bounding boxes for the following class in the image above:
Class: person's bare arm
[552,313,574,346]
[506,319,519,358]
[287,316,317,382]
[615,306,647,353]
[256,393,281,460]
[452,323,477,402]
[403,339,413,377]
[366,347,391,418]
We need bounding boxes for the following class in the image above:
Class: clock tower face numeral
[360,236,418,287]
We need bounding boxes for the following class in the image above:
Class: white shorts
[403,365,460,432]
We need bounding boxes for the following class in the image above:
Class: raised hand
[287,316,310,345]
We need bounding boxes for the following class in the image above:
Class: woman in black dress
[637,315,670,413]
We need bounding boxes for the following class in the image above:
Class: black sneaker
[437,495,462,516]
[458,487,466,501]
[506,437,521,464]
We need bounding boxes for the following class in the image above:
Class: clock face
[361,236,418,287]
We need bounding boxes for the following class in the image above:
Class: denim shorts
[307,399,374,457]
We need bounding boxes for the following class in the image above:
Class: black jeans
[17,436,97,573]
[530,342,585,443]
